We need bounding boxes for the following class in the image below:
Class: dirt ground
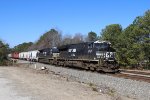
[0,66,131,100]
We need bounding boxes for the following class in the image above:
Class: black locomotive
[38,40,119,72]
[38,47,59,64]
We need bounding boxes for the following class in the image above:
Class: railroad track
[17,60,150,83]
[112,70,150,83]
[120,69,150,75]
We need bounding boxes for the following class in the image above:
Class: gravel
[0,69,31,100]
[25,61,150,100]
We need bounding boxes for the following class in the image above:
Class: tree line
[26,29,98,50]
[101,10,150,68]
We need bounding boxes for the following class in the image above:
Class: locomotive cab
[51,47,60,58]
[94,41,116,62]
[38,47,59,58]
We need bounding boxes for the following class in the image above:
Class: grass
[88,82,99,92]
[92,87,99,92]
[107,89,116,97]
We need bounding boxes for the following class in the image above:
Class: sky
[0,0,150,48]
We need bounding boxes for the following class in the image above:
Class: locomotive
[38,40,119,72]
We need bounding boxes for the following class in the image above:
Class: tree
[61,33,84,45]
[47,29,62,47]
[88,31,97,41]
[122,10,150,68]
[13,42,33,52]
[101,24,124,66]
[36,29,62,49]
[101,24,122,47]
[138,10,150,68]
[0,40,10,65]
[72,33,84,44]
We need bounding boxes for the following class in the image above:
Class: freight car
[11,52,19,59]
[19,52,29,60]
[28,50,39,61]
[38,40,119,72]
[18,50,39,61]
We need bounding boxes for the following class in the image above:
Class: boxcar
[12,52,19,59]
[28,50,39,61]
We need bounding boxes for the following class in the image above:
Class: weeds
[88,82,99,92]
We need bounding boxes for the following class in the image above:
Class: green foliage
[101,24,122,47]
[0,40,10,65]
[88,31,97,41]
[13,42,33,52]
[101,10,150,69]
[101,24,124,65]
[122,10,150,68]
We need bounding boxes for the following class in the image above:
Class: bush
[0,40,10,66]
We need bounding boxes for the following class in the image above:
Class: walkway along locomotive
[38,40,119,72]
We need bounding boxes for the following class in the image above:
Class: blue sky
[0,0,149,47]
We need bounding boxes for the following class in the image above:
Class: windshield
[52,47,59,53]
[94,42,109,49]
